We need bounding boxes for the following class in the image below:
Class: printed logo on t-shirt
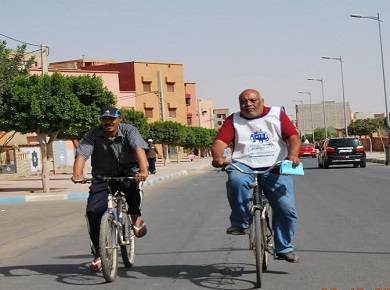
[250,130,270,143]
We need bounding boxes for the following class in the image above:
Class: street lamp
[298,91,315,143]
[322,55,349,136]
[292,100,305,140]
[307,77,328,139]
[351,13,390,146]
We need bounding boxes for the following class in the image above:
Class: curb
[366,158,386,165]
[0,163,212,204]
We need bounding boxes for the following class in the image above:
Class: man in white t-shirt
[212,89,302,263]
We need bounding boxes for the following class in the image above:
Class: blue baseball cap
[99,106,121,118]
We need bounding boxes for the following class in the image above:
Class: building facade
[81,61,187,125]
[184,82,199,127]
[295,101,351,136]
[197,99,214,129]
[213,108,230,129]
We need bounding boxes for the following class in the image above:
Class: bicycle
[76,176,138,282]
[223,160,303,288]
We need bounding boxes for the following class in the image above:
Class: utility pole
[41,44,48,74]
[157,71,165,121]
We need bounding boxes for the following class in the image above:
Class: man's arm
[71,156,87,182]
[285,135,301,166]
[135,147,149,181]
[212,139,229,168]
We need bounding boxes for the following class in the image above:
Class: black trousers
[147,157,157,173]
[86,180,143,257]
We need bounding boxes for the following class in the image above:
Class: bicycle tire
[254,209,263,288]
[99,213,118,282]
[248,201,255,250]
[261,214,268,272]
[120,213,135,267]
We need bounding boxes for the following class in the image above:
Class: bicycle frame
[224,161,282,288]
[249,175,273,254]
[77,176,137,282]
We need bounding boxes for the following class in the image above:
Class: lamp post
[307,78,328,139]
[322,56,349,136]
[298,91,315,144]
[292,100,305,140]
[351,13,390,146]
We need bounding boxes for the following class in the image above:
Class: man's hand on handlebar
[71,174,85,183]
[136,171,148,182]
[286,155,301,167]
[212,157,226,168]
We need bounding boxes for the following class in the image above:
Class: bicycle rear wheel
[120,214,135,267]
[99,213,118,282]
[253,209,263,288]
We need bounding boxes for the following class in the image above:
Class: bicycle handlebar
[73,176,138,184]
[223,161,283,175]
[223,160,304,176]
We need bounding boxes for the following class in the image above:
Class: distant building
[80,61,188,125]
[50,58,117,70]
[197,99,214,129]
[295,101,351,136]
[354,112,375,120]
[213,108,230,129]
[184,83,199,127]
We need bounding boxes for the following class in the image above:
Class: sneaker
[275,251,300,263]
[226,225,248,235]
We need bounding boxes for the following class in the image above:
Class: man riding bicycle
[211,89,302,263]
[71,106,149,272]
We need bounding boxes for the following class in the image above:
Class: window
[185,98,191,106]
[187,117,192,125]
[217,121,222,125]
[145,108,153,118]
[143,82,152,92]
[169,108,176,118]
[167,82,175,92]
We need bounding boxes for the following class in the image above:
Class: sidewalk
[0,157,213,204]
[365,151,387,164]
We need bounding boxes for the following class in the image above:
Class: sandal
[131,216,147,238]
[89,257,102,272]
[133,221,147,238]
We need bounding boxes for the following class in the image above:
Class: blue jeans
[226,162,297,254]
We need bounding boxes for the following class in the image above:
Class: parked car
[299,143,317,158]
[317,137,366,169]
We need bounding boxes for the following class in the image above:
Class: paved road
[1,158,389,289]
[0,152,386,204]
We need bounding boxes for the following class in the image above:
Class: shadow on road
[0,260,288,289]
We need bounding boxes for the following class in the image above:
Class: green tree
[314,127,338,141]
[148,121,186,164]
[121,108,150,139]
[348,118,386,137]
[0,72,116,192]
[0,41,35,101]
[183,127,217,157]
[0,41,35,143]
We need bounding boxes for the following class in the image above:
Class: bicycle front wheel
[254,209,263,288]
[120,214,135,267]
[99,213,118,282]
[261,212,269,272]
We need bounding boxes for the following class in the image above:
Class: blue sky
[2,0,390,118]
